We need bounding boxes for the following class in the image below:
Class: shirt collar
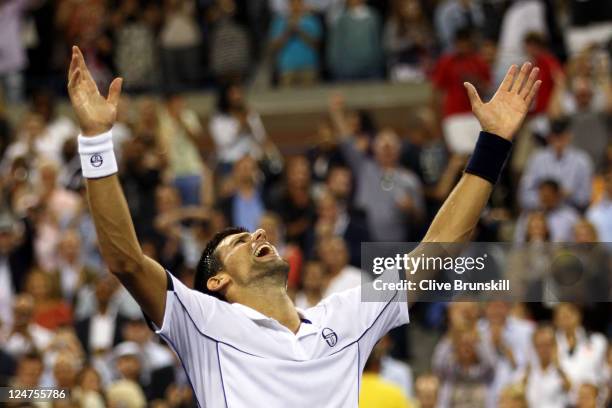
[231,303,312,324]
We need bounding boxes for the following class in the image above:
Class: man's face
[373,130,400,167]
[485,301,510,326]
[326,167,352,200]
[211,229,289,294]
[533,328,555,362]
[548,131,571,153]
[538,185,560,211]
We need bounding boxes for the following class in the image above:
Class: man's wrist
[81,124,113,137]
[464,131,513,184]
[78,130,118,178]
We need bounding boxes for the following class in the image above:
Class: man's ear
[207,274,231,294]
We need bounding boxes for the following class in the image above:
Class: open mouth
[254,244,275,259]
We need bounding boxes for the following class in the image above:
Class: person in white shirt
[478,301,535,407]
[66,45,541,407]
[317,236,368,297]
[554,303,608,401]
[520,325,571,408]
[4,294,53,359]
[209,83,274,175]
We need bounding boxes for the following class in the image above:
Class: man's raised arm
[405,63,541,304]
[423,63,540,243]
[67,46,167,326]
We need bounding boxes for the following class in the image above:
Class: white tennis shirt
[155,270,408,408]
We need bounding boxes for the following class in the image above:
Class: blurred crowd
[1,0,612,407]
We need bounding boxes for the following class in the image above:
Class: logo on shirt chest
[322,328,338,347]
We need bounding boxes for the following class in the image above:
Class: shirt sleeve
[154,272,230,342]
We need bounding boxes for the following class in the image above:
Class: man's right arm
[67,46,167,327]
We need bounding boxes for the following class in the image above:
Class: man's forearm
[423,173,492,243]
[86,175,145,274]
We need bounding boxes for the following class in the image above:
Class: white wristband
[78,131,118,178]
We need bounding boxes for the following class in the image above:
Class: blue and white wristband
[78,131,118,178]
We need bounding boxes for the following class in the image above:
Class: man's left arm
[407,63,541,304]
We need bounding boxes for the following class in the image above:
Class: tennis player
[67,45,540,407]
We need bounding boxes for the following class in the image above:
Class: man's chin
[255,257,290,277]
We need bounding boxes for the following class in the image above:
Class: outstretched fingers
[499,65,518,92]
[520,67,540,99]
[525,80,542,106]
[510,62,532,94]
[72,46,98,93]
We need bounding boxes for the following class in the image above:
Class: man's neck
[236,284,301,333]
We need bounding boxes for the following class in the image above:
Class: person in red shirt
[523,32,563,115]
[432,28,491,154]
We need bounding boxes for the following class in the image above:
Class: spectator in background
[72,365,106,408]
[434,0,484,52]
[208,0,252,83]
[267,155,315,248]
[4,294,53,359]
[377,334,414,400]
[384,0,435,82]
[293,260,326,309]
[0,213,34,329]
[317,236,366,297]
[258,212,303,290]
[494,0,547,85]
[24,270,72,331]
[10,352,44,389]
[158,93,207,206]
[30,89,79,163]
[554,303,608,399]
[478,301,535,407]
[587,167,612,242]
[53,229,98,302]
[518,118,593,211]
[111,0,159,92]
[432,326,495,408]
[305,188,369,266]
[515,180,580,243]
[333,94,425,241]
[209,83,272,175]
[327,0,384,81]
[523,32,563,117]
[106,378,147,408]
[359,341,414,408]
[354,129,424,241]
[521,325,571,408]
[414,373,440,408]
[1,112,53,168]
[432,28,490,155]
[74,274,126,356]
[0,0,32,102]
[159,0,202,91]
[325,165,356,210]
[218,155,265,232]
[269,0,322,87]
[306,119,346,189]
[548,71,612,171]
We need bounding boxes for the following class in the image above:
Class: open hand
[67,46,123,136]
[464,62,541,140]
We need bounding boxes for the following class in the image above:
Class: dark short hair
[550,117,570,135]
[524,31,547,47]
[538,178,561,193]
[194,227,248,301]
